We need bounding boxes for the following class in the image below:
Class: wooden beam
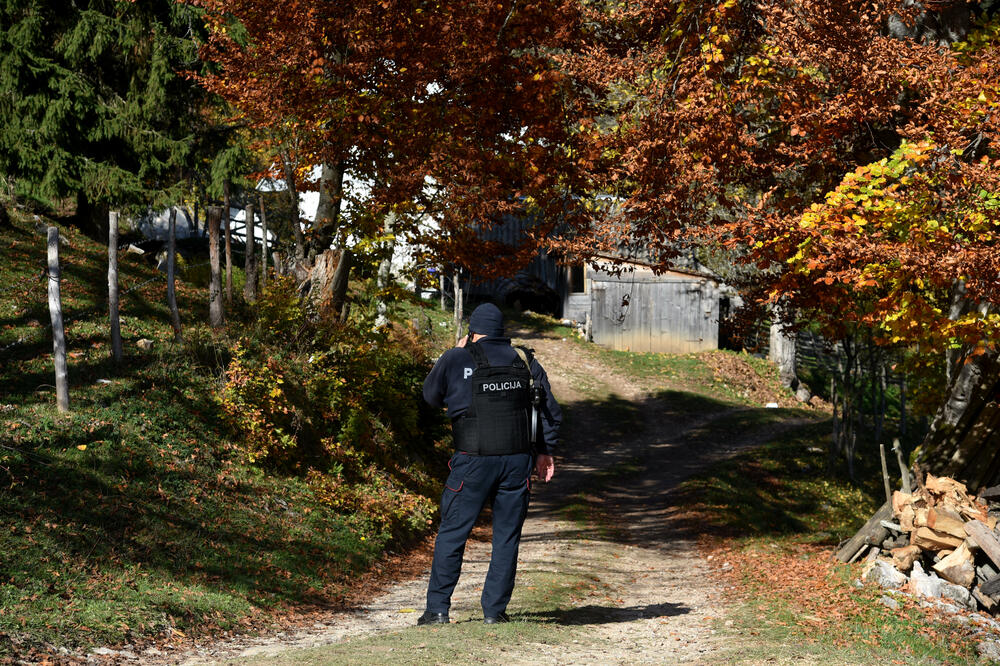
[980,485,1000,500]
[835,501,892,563]
[965,520,1000,570]
[982,574,1000,598]
[974,587,997,611]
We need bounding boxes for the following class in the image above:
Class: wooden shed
[568,260,721,354]
[457,209,722,354]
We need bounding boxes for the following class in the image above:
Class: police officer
[417,303,561,625]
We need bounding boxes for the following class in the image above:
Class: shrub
[218,278,449,537]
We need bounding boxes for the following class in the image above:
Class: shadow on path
[517,601,691,625]
[521,325,824,552]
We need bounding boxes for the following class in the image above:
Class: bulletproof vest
[452,341,533,455]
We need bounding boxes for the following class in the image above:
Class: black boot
[417,610,449,626]
[483,612,510,625]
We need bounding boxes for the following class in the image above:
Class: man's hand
[534,454,554,483]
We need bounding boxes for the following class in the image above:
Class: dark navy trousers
[426,451,533,617]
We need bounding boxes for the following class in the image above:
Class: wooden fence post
[259,194,268,291]
[47,227,69,412]
[453,270,463,345]
[243,203,257,303]
[167,207,182,341]
[108,211,123,363]
[207,206,224,328]
[223,180,233,305]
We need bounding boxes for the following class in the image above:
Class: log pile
[843,474,1000,612]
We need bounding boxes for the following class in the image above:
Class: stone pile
[860,474,1000,612]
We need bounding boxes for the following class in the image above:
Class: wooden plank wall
[463,213,565,306]
[590,272,719,354]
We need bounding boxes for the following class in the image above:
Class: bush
[218,278,449,538]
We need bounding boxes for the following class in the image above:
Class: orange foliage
[192,0,600,277]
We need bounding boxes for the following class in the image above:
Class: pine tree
[0,0,209,234]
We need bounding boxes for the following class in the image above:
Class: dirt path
[134,327,820,665]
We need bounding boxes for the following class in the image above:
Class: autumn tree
[563,0,1000,485]
[192,0,600,306]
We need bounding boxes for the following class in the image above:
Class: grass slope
[0,212,448,659]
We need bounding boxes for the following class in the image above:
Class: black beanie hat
[469,303,504,337]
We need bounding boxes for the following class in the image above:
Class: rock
[143,648,164,656]
[882,534,908,550]
[940,581,976,610]
[910,561,944,598]
[972,613,1000,631]
[91,647,116,656]
[891,545,921,572]
[920,598,961,614]
[863,559,907,589]
[879,595,900,610]
[795,385,812,403]
[137,338,154,350]
[978,639,1000,663]
[910,562,976,609]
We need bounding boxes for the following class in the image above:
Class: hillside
[0,210,452,660]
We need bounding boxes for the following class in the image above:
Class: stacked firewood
[841,474,1000,612]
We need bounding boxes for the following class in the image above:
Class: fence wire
[1,259,215,358]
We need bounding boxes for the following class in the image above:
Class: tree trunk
[900,372,908,436]
[374,213,395,328]
[328,247,352,317]
[312,161,346,256]
[167,207,182,342]
[207,206,224,328]
[243,203,258,303]
[74,191,109,242]
[917,349,1000,491]
[224,180,233,305]
[947,282,971,385]
[0,202,10,228]
[259,195,268,291]
[280,152,306,261]
[769,303,799,390]
[888,3,972,46]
